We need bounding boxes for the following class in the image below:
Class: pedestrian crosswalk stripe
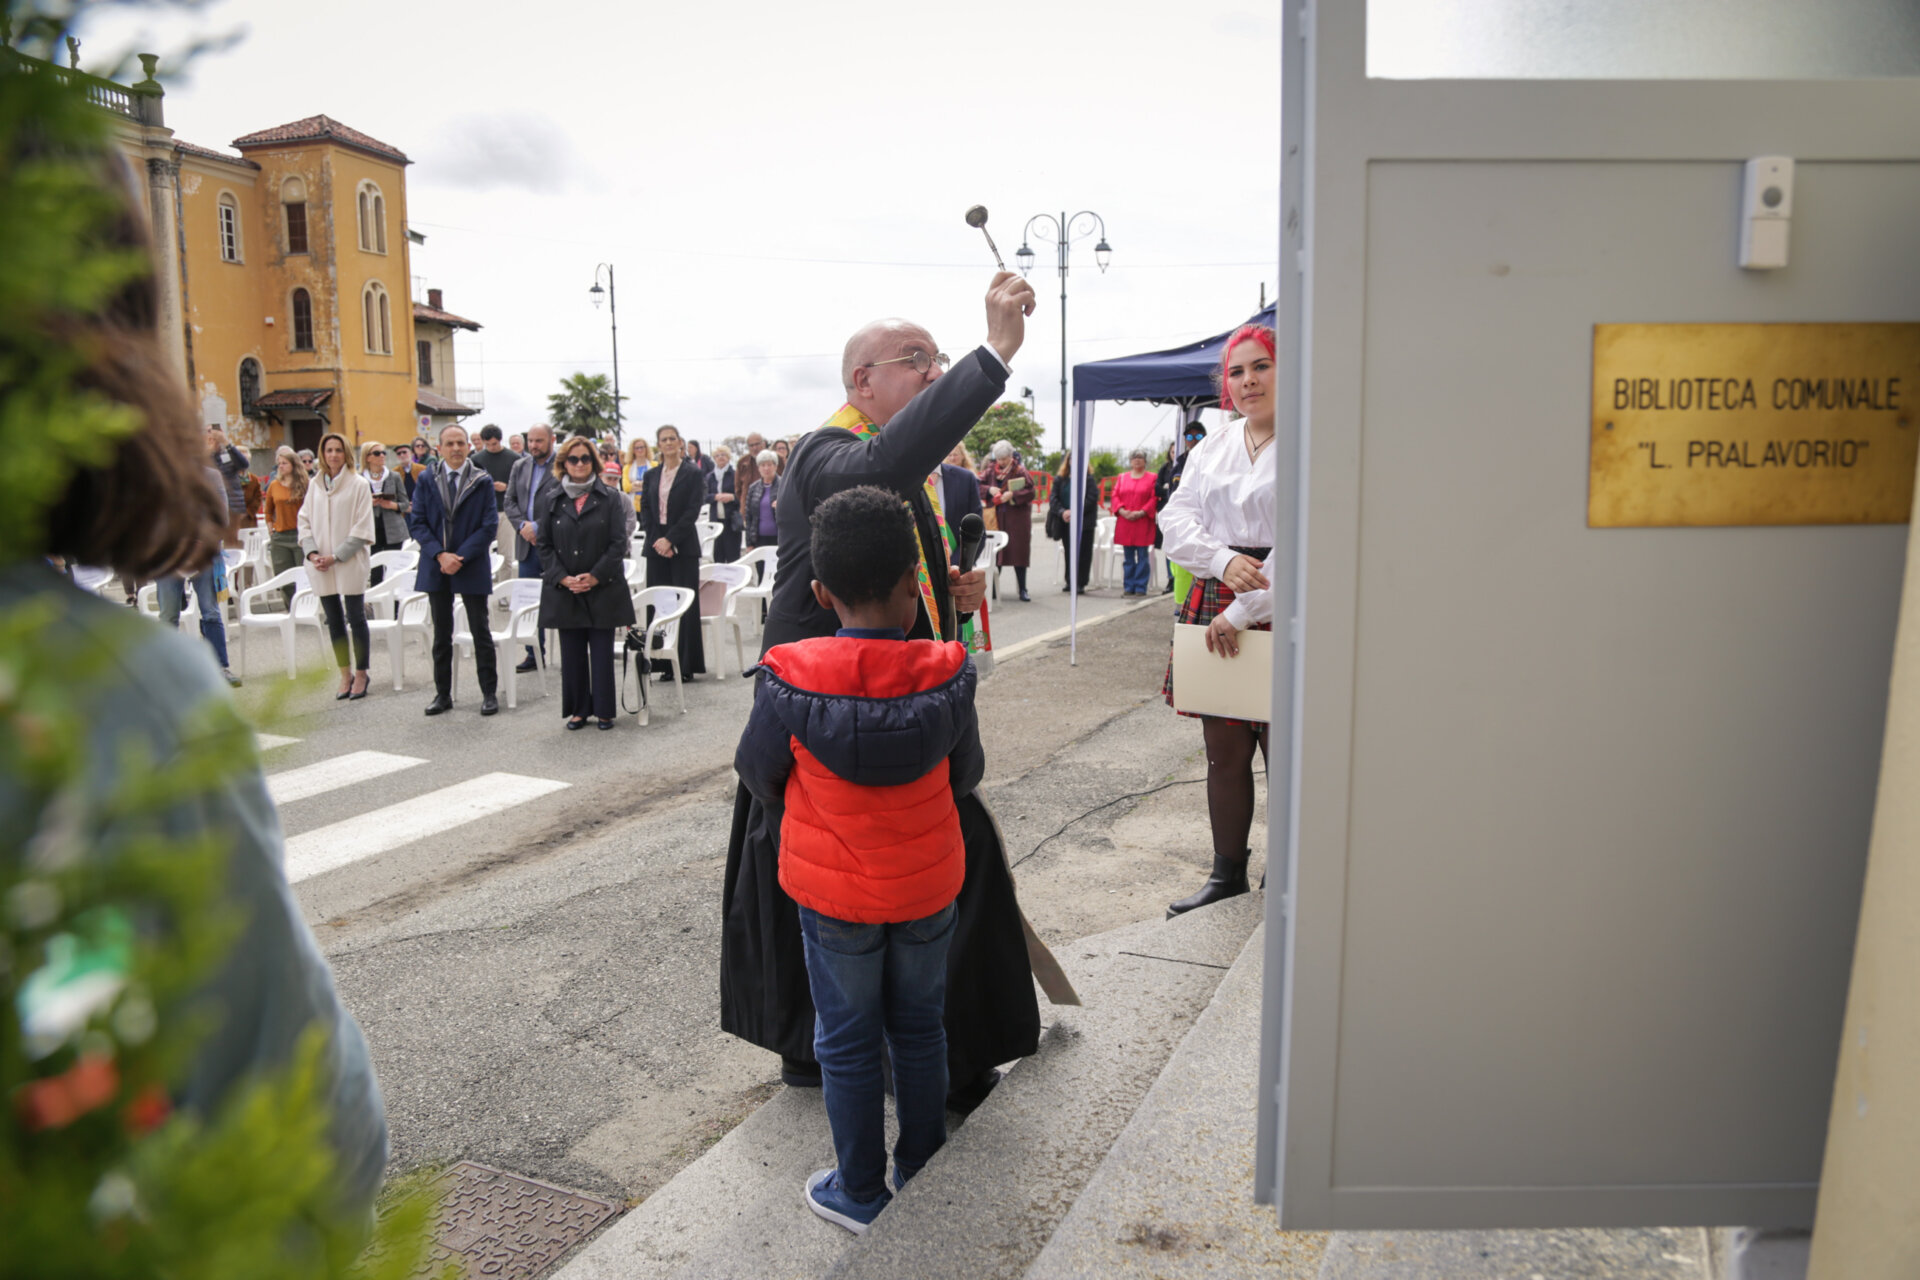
[283,772,571,884]
[256,733,301,752]
[266,750,427,807]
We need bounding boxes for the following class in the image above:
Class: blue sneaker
[805,1168,890,1234]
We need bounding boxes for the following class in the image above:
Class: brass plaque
[1589,323,1920,527]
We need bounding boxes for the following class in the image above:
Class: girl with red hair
[1157,323,1279,916]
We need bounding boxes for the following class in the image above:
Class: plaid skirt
[1164,549,1273,726]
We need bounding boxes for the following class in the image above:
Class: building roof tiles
[413,301,483,332]
[231,115,409,164]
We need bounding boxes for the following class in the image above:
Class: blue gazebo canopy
[1072,304,1277,406]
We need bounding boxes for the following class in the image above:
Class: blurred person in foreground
[0,147,385,1218]
[721,272,1048,1109]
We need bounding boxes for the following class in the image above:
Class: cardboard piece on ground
[1171,622,1273,721]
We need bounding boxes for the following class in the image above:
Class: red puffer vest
[749,636,978,924]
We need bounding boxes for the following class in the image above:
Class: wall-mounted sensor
[1740,157,1793,270]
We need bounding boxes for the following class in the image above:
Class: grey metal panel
[1322,159,1916,1225]
[1267,0,1920,1232]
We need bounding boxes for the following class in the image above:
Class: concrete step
[1021,919,1327,1278]
[823,892,1265,1280]
[1027,920,1722,1280]
[548,905,1230,1280]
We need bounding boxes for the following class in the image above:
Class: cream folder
[1170,623,1275,721]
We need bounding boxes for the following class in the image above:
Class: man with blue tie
[504,423,558,672]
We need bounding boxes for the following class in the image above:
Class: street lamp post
[1014,212,1112,455]
[588,263,623,443]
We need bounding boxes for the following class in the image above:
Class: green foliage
[963,401,1045,467]
[547,372,625,442]
[1,8,444,1276]
[1088,449,1121,480]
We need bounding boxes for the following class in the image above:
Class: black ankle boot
[1166,850,1251,919]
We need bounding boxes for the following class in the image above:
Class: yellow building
[30,49,458,461]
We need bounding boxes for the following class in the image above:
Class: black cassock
[720,347,1042,1083]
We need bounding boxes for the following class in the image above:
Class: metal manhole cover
[420,1160,619,1280]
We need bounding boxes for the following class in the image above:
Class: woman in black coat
[538,435,638,729]
[710,445,743,564]
[1050,452,1097,594]
[638,424,708,679]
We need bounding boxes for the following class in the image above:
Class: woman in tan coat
[298,432,377,699]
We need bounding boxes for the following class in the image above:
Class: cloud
[416,112,585,193]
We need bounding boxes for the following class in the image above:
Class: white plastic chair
[632,585,695,715]
[365,591,431,690]
[698,562,752,678]
[732,546,777,632]
[135,582,160,618]
[366,549,417,612]
[1092,516,1119,590]
[980,530,1011,600]
[453,578,546,708]
[234,567,313,679]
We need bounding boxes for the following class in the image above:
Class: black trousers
[558,626,616,720]
[429,589,496,697]
[319,593,369,671]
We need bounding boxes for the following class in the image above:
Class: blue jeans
[1122,545,1149,594]
[157,567,230,669]
[798,900,956,1201]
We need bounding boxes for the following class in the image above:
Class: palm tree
[548,372,626,441]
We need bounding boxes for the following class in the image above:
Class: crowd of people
[24,143,1279,1248]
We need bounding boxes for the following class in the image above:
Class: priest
[722,271,1056,1109]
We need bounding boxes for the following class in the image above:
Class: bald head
[841,318,932,392]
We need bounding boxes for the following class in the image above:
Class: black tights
[320,592,370,672]
[1202,715,1270,862]
[1014,566,1028,593]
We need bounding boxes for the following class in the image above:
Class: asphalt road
[217,516,1243,1206]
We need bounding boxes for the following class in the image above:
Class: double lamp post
[1016,211,1111,454]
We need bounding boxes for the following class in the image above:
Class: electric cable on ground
[1009,778,1205,870]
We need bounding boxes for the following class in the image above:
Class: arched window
[363,281,392,355]
[291,289,314,351]
[281,176,308,254]
[238,357,262,415]
[217,192,242,262]
[356,180,387,254]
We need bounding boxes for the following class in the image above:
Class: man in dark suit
[410,423,500,716]
[504,423,558,672]
[724,272,1053,1109]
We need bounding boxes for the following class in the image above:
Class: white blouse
[1158,418,1277,631]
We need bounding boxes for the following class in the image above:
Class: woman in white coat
[298,431,377,699]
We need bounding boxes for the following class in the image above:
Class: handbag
[619,622,653,724]
[1044,506,1066,541]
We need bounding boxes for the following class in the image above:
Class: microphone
[958,511,986,578]
[965,205,1006,271]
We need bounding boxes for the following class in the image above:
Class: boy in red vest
[734,485,984,1234]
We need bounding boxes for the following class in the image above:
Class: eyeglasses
[564,453,596,466]
[864,350,950,376]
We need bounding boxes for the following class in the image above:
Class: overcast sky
[80,0,1280,456]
